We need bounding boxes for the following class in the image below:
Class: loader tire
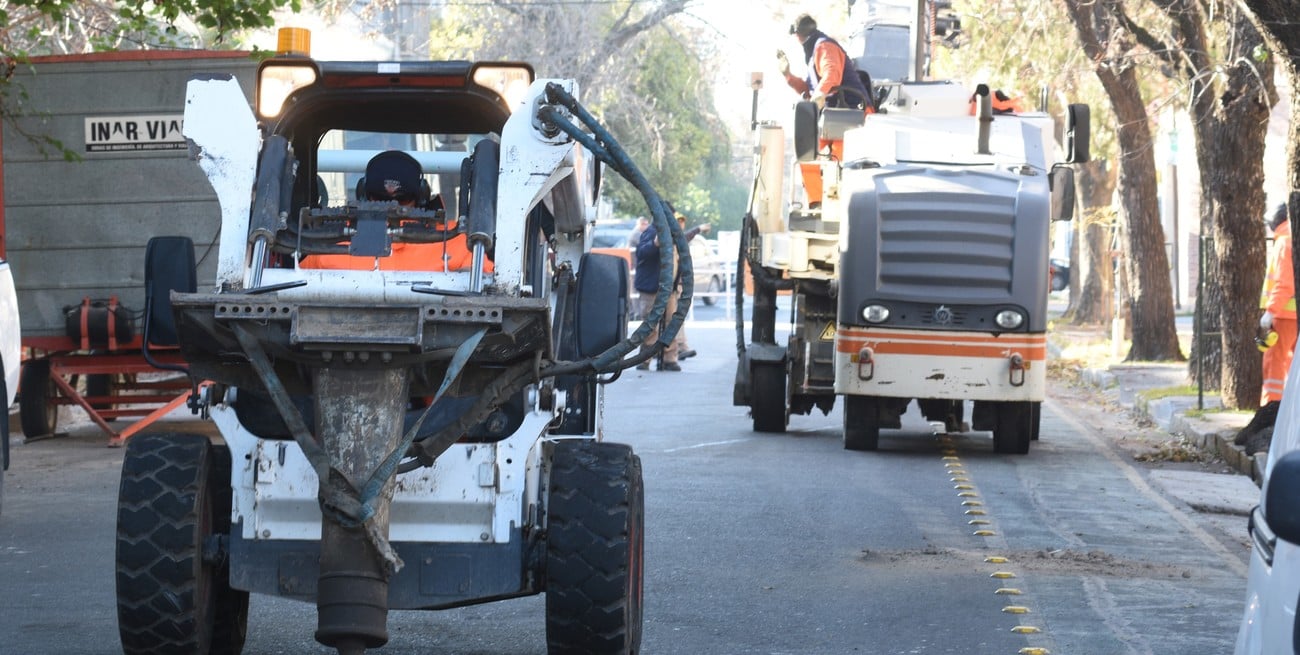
[751,362,788,433]
[843,395,881,451]
[545,440,644,655]
[19,359,57,438]
[116,433,248,655]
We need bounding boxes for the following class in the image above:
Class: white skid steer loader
[113,30,692,655]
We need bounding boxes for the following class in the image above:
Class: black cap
[364,150,423,201]
[1270,203,1289,230]
[790,13,817,37]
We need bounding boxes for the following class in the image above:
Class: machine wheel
[116,433,248,655]
[751,362,789,433]
[1029,401,1041,441]
[992,402,1032,455]
[701,276,722,306]
[19,359,58,438]
[843,395,881,451]
[546,440,644,655]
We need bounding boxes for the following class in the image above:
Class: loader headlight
[257,59,319,119]
[863,304,890,323]
[995,310,1025,329]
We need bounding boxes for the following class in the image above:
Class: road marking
[940,436,1057,655]
[660,438,751,453]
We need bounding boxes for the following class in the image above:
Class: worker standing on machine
[777,13,871,208]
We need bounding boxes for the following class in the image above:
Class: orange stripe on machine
[835,329,1047,360]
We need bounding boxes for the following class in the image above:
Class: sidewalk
[1073,358,1264,526]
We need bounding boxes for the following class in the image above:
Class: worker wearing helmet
[778,13,870,209]
[779,13,870,112]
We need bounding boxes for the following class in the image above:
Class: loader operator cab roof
[251,54,534,229]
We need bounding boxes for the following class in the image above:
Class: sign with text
[84,114,185,152]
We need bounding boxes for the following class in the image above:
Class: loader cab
[254,55,532,227]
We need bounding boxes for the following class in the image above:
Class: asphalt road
[0,308,1250,654]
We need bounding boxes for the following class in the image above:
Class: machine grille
[876,179,1018,300]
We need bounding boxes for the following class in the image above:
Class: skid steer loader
[113,29,692,655]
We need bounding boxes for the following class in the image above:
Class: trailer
[0,51,258,444]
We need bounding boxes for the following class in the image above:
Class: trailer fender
[733,343,787,406]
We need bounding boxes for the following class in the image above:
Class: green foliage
[1,0,297,160]
[428,0,744,233]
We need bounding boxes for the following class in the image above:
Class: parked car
[1050,258,1069,292]
[0,258,20,516]
[591,219,637,272]
[689,237,725,306]
[1234,353,1300,653]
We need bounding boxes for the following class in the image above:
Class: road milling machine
[734,2,1090,454]
[113,28,694,655]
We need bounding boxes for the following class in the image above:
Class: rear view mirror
[1065,104,1090,164]
[1050,166,1076,221]
[1266,450,1300,544]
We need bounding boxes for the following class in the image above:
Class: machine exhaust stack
[975,83,993,155]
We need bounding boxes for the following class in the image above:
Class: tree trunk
[1064,0,1183,362]
[1107,82,1183,361]
[1201,13,1274,409]
[1065,159,1115,325]
[1240,1,1300,315]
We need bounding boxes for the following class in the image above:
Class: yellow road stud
[1002,605,1030,614]
[973,529,997,536]
[1019,648,1051,655]
[1010,625,1041,634]
[985,556,1008,563]
[990,571,1017,579]
[994,588,1022,595]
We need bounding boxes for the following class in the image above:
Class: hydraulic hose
[535,82,691,378]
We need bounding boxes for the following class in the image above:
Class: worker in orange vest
[1259,203,1295,405]
[778,13,871,209]
[1236,203,1295,454]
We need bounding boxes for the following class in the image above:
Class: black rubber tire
[992,401,1032,455]
[116,433,248,655]
[843,395,881,451]
[751,362,788,433]
[545,440,644,655]
[1029,401,1041,441]
[19,359,57,438]
[86,373,114,412]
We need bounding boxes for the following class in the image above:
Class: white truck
[112,29,690,655]
[734,1,1088,453]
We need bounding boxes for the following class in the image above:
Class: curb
[1079,366,1264,486]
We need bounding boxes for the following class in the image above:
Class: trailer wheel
[545,440,644,655]
[19,359,58,438]
[843,395,881,451]
[1029,401,1041,441]
[992,401,1031,454]
[116,433,248,655]
[751,362,788,433]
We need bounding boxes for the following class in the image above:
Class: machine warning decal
[820,323,836,341]
[84,115,185,152]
